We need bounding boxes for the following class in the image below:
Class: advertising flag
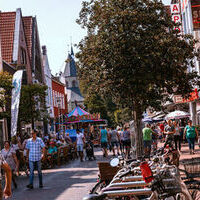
[11,70,23,137]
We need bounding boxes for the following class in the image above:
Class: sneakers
[26,184,33,189]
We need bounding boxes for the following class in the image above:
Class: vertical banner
[191,0,200,30]
[11,70,23,137]
[170,3,182,33]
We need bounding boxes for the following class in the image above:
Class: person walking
[184,120,198,154]
[1,141,19,189]
[26,129,45,189]
[142,124,153,158]
[118,127,124,154]
[76,129,85,162]
[164,120,175,148]
[0,153,12,200]
[173,121,181,151]
[99,127,108,157]
[123,126,131,159]
[109,127,120,156]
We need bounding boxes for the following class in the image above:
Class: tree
[76,0,200,158]
[0,72,13,119]
[18,84,48,129]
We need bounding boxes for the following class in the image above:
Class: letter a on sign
[171,4,180,14]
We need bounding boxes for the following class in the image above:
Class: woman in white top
[173,121,181,151]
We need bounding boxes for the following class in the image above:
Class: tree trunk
[133,102,143,159]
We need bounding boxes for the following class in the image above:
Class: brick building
[52,76,68,132]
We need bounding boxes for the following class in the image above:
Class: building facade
[178,0,200,124]
[59,48,84,112]
[42,45,54,133]
[52,77,68,132]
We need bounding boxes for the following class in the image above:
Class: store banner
[170,3,182,33]
[191,0,200,30]
[173,88,199,104]
[11,70,23,137]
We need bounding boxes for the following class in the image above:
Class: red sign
[170,3,182,33]
[173,89,199,104]
[191,0,200,30]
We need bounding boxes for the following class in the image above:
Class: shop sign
[173,88,199,104]
[191,0,200,30]
[65,113,101,122]
[171,3,182,33]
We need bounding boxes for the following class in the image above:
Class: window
[66,81,68,88]
[72,80,76,87]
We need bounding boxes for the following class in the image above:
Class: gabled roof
[22,16,33,62]
[0,12,16,63]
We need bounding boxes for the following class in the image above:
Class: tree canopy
[77,0,200,157]
[0,72,13,119]
[18,84,48,129]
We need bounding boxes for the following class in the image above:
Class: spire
[71,46,74,56]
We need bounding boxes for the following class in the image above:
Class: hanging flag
[11,70,23,137]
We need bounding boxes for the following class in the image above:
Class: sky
[0,0,171,75]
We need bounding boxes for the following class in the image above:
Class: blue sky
[0,0,171,75]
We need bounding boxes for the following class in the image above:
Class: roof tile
[0,12,16,63]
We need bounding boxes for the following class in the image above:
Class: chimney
[42,45,47,55]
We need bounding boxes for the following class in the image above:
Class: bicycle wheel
[90,181,105,194]
[189,189,200,200]
[175,192,191,200]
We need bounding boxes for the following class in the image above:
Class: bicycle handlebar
[119,169,132,179]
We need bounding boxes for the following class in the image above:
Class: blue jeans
[29,160,43,186]
[187,138,195,150]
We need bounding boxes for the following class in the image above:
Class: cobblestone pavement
[9,148,109,200]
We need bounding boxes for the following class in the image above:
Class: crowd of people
[99,125,131,159]
[0,120,199,199]
[142,119,200,158]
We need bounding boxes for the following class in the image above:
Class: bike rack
[103,188,152,197]
[108,181,148,188]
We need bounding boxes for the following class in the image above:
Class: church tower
[59,47,84,112]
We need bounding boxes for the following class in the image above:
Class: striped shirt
[26,137,45,161]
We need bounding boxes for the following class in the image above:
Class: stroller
[85,141,96,161]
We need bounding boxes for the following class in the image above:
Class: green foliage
[0,72,13,119]
[18,84,48,126]
[77,0,200,157]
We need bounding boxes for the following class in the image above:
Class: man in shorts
[109,127,120,156]
[123,126,131,159]
[0,153,12,199]
[99,127,108,157]
[142,123,153,158]
[76,129,85,162]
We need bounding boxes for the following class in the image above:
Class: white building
[178,0,200,124]
[42,45,54,133]
[59,48,84,112]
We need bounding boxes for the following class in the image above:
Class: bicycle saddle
[83,194,107,200]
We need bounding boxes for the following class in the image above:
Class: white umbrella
[165,110,190,120]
